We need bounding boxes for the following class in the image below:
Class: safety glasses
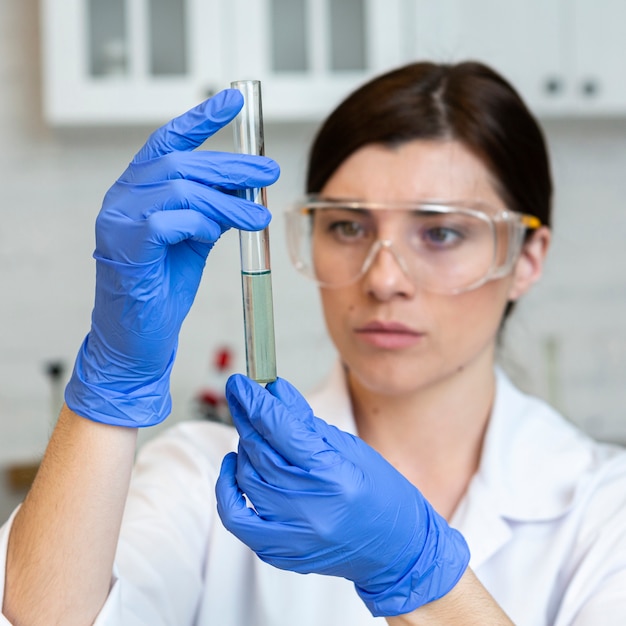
[285,196,541,294]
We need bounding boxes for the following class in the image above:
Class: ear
[508,226,551,301]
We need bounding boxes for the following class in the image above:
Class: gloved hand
[216,374,470,617]
[65,90,280,427]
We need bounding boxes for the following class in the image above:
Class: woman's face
[318,140,542,398]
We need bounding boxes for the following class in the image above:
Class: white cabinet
[40,0,626,125]
[409,0,626,117]
[227,0,406,120]
[40,0,406,125]
[565,0,626,114]
[409,0,563,114]
[40,0,227,125]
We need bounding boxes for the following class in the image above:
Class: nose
[360,240,416,300]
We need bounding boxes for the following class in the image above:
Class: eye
[316,209,373,243]
[422,226,464,247]
[328,219,367,240]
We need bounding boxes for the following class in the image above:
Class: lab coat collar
[452,368,602,568]
[307,360,358,436]
[307,361,601,569]
[477,367,596,522]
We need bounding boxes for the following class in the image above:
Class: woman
[2,62,626,625]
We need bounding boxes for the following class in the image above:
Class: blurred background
[2,0,626,520]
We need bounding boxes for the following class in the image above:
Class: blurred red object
[214,347,233,372]
[198,389,222,407]
[195,346,235,424]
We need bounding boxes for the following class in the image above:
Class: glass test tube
[231,80,277,384]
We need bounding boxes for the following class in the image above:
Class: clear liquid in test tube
[231,80,277,384]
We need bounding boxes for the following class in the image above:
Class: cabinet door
[567,0,626,114]
[227,0,406,120]
[410,0,565,116]
[41,0,225,125]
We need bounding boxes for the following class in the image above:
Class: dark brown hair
[306,61,552,228]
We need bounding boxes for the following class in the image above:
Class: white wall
[501,117,626,443]
[1,1,626,518]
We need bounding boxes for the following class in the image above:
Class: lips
[354,320,424,349]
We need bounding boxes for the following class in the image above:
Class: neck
[348,353,496,519]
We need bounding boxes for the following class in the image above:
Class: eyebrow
[305,200,370,215]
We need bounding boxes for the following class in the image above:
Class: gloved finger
[215,452,262,534]
[229,380,352,496]
[227,380,322,476]
[234,375,333,448]
[230,399,288,474]
[227,382,335,493]
[226,374,340,471]
[120,150,280,191]
[145,209,223,246]
[103,179,271,231]
[233,445,302,520]
[133,89,244,163]
[233,414,324,499]
[216,455,308,565]
[216,450,306,557]
[232,446,369,575]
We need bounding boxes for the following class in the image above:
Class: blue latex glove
[65,90,280,427]
[216,374,470,617]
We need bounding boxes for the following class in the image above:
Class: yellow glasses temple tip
[522,214,542,229]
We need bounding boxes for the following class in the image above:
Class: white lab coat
[1,364,626,625]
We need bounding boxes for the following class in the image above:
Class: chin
[346,357,440,398]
